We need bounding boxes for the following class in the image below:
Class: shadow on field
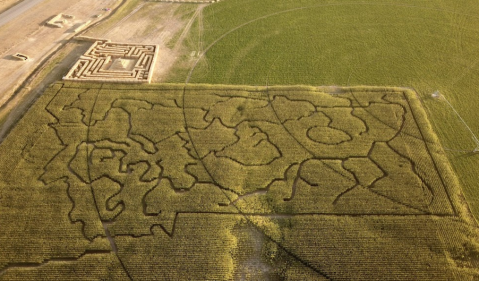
[2,55,23,61]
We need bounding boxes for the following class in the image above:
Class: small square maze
[63,40,159,83]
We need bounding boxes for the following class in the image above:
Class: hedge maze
[63,41,159,83]
[0,83,478,280]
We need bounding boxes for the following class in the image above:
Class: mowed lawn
[170,0,479,219]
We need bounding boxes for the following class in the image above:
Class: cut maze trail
[0,250,113,278]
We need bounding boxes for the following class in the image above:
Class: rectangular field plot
[0,83,477,280]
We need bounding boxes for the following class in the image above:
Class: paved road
[0,0,46,28]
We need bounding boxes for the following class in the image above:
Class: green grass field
[0,82,478,280]
[165,0,479,220]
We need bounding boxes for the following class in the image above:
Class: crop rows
[0,83,477,280]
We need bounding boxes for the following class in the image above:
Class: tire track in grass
[172,4,206,53]
[197,4,204,54]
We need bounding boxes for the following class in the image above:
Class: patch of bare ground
[84,2,207,82]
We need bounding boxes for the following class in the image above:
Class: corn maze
[63,41,159,83]
[0,83,478,280]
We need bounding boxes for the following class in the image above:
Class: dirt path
[173,4,205,52]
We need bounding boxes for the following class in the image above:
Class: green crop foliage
[0,83,478,279]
